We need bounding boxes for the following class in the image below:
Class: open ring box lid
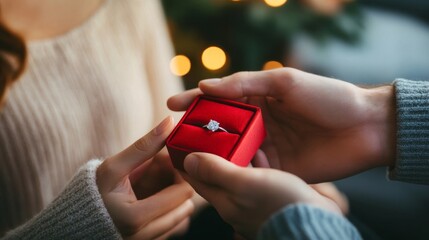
[166,95,266,170]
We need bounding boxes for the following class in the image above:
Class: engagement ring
[203,119,228,133]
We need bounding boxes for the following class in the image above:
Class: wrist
[364,85,396,168]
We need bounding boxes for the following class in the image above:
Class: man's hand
[168,68,396,183]
[182,152,342,239]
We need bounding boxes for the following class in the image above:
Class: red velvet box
[166,95,266,170]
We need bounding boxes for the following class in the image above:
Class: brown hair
[0,20,27,106]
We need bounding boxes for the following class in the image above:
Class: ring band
[203,119,228,133]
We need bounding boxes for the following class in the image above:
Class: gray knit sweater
[3,160,121,239]
[257,79,429,240]
[389,79,429,183]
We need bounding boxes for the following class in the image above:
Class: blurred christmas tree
[162,0,363,89]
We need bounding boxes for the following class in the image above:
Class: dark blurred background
[162,0,429,239]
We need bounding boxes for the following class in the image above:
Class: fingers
[98,116,174,192]
[181,154,228,205]
[198,68,297,99]
[190,192,209,213]
[167,68,300,112]
[129,151,175,187]
[183,153,244,192]
[167,88,203,111]
[310,183,349,215]
[154,217,190,240]
[129,156,177,200]
[129,200,194,240]
[133,180,194,223]
[116,181,193,238]
[181,171,226,206]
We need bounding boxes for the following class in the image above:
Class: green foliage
[162,0,363,86]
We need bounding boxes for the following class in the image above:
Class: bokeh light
[263,60,284,70]
[202,46,227,71]
[170,55,191,76]
[264,0,287,8]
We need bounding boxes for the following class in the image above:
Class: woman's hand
[96,117,195,240]
[168,68,396,183]
[182,152,342,239]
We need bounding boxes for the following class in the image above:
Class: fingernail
[200,78,221,86]
[154,116,172,136]
[184,154,199,175]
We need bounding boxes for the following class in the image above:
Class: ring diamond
[203,119,228,133]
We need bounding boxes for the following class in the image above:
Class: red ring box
[166,95,266,170]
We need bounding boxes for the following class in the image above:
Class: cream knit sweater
[0,0,183,237]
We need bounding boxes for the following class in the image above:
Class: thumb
[98,116,174,192]
[183,153,239,190]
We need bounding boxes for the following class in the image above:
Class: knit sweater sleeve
[390,79,429,184]
[257,204,361,240]
[3,160,121,240]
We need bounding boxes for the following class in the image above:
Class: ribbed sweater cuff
[257,204,361,240]
[390,79,429,184]
[4,160,121,240]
